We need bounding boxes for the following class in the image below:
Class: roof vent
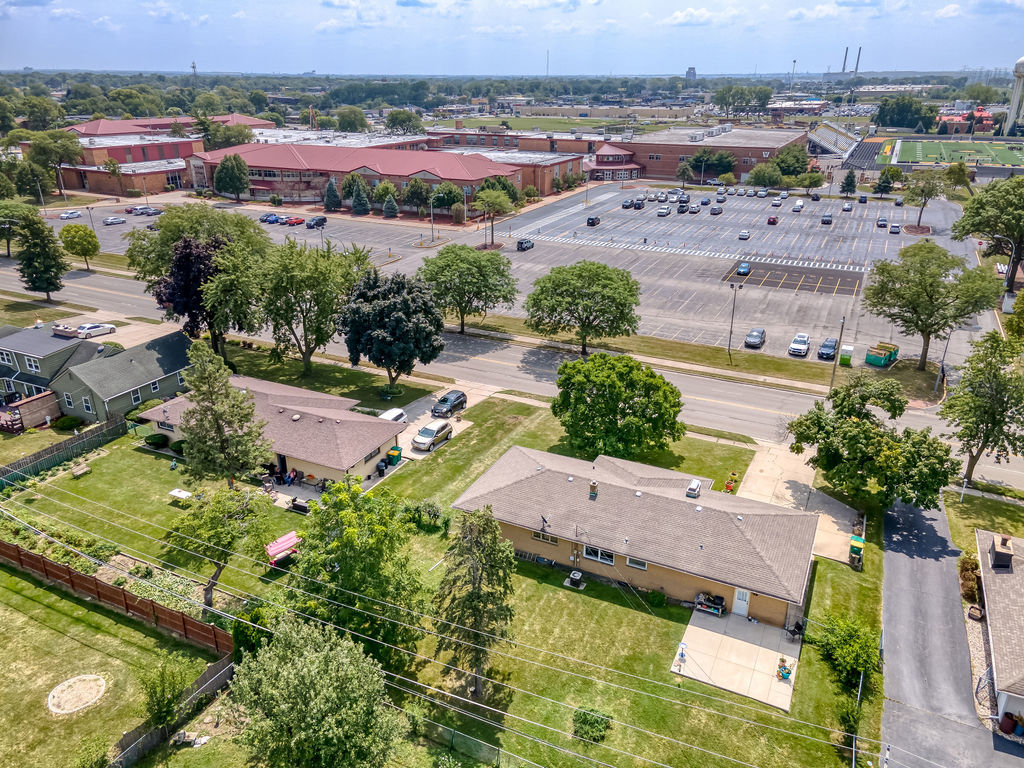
[278,408,284,413]
[96,346,104,353]
[993,534,1014,568]
[737,515,743,521]
[567,475,574,482]
[291,414,301,422]
[635,491,642,497]
[589,480,598,500]
[318,418,323,423]
[695,506,702,513]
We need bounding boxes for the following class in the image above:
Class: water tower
[1008,55,1024,135]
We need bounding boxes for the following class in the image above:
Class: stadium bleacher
[808,122,860,157]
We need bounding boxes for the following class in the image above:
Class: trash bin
[376,460,387,478]
[839,344,854,367]
[386,446,402,466]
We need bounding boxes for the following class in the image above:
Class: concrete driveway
[395,381,498,460]
[881,500,1024,767]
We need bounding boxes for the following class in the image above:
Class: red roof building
[64,113,275,137]
[190,143,522,203]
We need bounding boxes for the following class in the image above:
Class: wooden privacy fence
[0,539,233,655]
[0,417,127,489]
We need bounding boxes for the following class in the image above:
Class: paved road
[882,500,1024,768]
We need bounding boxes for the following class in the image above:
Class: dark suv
[586,216,600,226]
[817,337,838,360]
[431,390,467,418]
[306,215,327,229]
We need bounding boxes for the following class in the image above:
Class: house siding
[498,521,793,627]
[54,371,186,423]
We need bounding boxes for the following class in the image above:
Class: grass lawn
[225,344,439,410]
[943,490,1024,554]
[873,359,943,404]
[0,296,76,326]
[0,288,96,313]
[381,398,755,508]
[22,192,104,209]
[74,251,131,272]
[431,116,629,132]
[0,564,212,768]
[0,425,78,464]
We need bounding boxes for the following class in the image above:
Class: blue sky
[0,0,1021,76]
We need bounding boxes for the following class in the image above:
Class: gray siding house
[0,322,119,402]
[50,332,192,422]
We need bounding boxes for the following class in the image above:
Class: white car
[657,205,671,216]
[788,333,811,357]
[738,230,751,240]
[102,216,126,225]
[780,191,790,199]
[59,210,82,220]
[76,323,117,339]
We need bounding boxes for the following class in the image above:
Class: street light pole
[429,195,435,243]
[141,175,150,207]
[830,314,846,391]
[993,234,1018,292]
[933,332,954,394]
[727,283,742,365]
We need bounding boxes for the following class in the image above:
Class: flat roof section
[250,128,428,148]
[441,148,583,166]
[632,127,807,149]
[69,159,187,174]
[76,134,197,148]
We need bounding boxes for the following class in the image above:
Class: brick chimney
[993,533,1014,568]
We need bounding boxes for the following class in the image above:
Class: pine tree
[352,183,370,216]
[324,178,342,212]
[15,214,69,301]
[840,169,857,197]
[873,175,893,198]
[382,193,399,219]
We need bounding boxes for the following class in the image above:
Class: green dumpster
[865,346,888,367]
[387,446,402,466]
[839,344,854,367]
[877,342,899,364]
[849,535,865,571]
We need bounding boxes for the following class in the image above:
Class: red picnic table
[266,531,301,566]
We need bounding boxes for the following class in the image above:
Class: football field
[895,139,1024,166]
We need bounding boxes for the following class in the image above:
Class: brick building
[52,134,204,194]
[439,148,583,195]
[64,112,275,138]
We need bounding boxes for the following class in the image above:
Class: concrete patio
[671,610,803,711]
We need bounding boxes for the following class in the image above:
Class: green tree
[13,159,52,199]
[137,651,193,728]
[788,372,959,508]
[214,153,250,202]
[780,175,798,191]
[746,162,783,189]
[0,174,14,200]
[718,171,736,187]
[382,193,399,218]
[25,130,82,191]
[840,169,858,197]
[168,121,189,138]
[952,176,1024,287]
[431,180,464,209]
[102,157,123,194]
[417,244,517,333]
[289,480,425,667]
[471,188,514,246]
[881,165,904,184]
[944,161,973,197]
[351,183,370,215]
[372,179,398,207]
[170,488,273,611]
[773,144,809,177]
[902,169,945,226]
[206,124,254,151]
[524,261,640,356]
[687,148,718,182]
[339,270,445,389]
[323,178,342,212]
[0,97,16,135]
[873,174,893,198]
[939,332,1024,482]
[230,620,405,768]
[262,240,370,374]
[384,108,423,134]
[19,95,63,131]
[433,506,516,699]
[249,89,268,113]
[336,105,371,132]
[15,213,69,300]
[340,171,369,200]
[863,241,1001,370]
[797,171,824,195]
[552,353,684,458]
[873,95,937,130]
[816,615,880,689]
[58,222,99,271]
[0,200,34,258]
[179,342,273,489]
[675,162,695,186]
[711,150,736,176]
[402,177,431,209]
[479,174,523,206]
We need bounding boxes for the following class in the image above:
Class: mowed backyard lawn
[944,490,1024,554]
[0,565,212,768]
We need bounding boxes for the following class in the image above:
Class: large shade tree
[417,244,517,333]
[902,169,946,226]
[15,213,68,301]
[214,154,250,202]
[862,240,1001,370]
[58,223,99,271]
[951,176,1024,288]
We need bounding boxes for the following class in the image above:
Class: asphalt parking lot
[723,262,863,296]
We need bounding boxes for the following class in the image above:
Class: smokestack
[841,46,848,73]
[854,46,862,75]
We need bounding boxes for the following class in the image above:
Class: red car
[285,216,305,226]
[124,205,141,213]
[767,215,779,225]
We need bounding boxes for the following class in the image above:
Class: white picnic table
[168,488,193,501]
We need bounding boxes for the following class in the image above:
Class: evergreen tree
[213,153,250,202]
[840,169,857,197]
[382,193,399,218]
[351,183,370,215]
[15,214,69,301]
[323,178,342,212]
[340,172,368,200]
[873,174,893,198]
[179,342,273,489]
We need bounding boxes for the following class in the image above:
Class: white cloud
[92,14,121,31]
[470,24,525,35]
[935,2,961,16]
[231,9,245,18]
[315,17,349,31]
[662,7,714,24]
[785,3,841,19]
[50,5,81,18]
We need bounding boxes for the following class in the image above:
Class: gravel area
[963,603,1024,745]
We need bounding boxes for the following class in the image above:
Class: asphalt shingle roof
[0,323,83,357]
[66,332,191,400]
[453,446,818,604]
[976,529,1024,696]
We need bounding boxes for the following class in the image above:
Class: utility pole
[727,283,742,365]
[791,60,797,95]
[830,314,846,391]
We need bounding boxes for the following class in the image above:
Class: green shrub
[451,201,465,225]
[835,695,861,748]
[523,184,539,200]
[168,440,186,455]
[124,189,144,198]
[814,615,879,689]
[383,193,399,219]
[113,576,127,588]
[232,606,276,663]
[24,427,37,434]
[130,563,155,579]
[959,552,981,603]
[418,205,427,219]
[645,589,667,608]
[144,433,170,448]
[164,184,176,192]
[269,194,283,207]
[59,414,91,432]
[101,341,124,350]
[126,398,162,422]
[136,651,193,727]
[436,755,462,768]
[72,735,111,768]
[572,708,612,742]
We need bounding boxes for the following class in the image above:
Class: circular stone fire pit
[47,675,106,715]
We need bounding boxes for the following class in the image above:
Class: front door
[734,589,750,617]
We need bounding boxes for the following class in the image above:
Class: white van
[686,478,702,498]
[378,407,408,423]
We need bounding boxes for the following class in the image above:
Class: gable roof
[595,143,635,157]
[59,332,192,401]
[0,323,84,358]
[976,529,1024,696]
[453,446,818,604]
[194,143,520,183]
[138,375,401,473]
[65,113,274,137]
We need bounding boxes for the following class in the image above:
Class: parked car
[686,478,702,498]
[102,216,126,225]
[894,197,904,206]
[821,214,833,225]
[634,200,645,210]
[635,192,647,202]
[59,210,82,220]
[889,224,901,234]
[876,217,888,228]
[133,206,152,215]
[736,262,751,275]
[679,194,690,204]
[738,230,751,240]
[771,198,783,207]
[622,198,634,208]
[412,419,453,452]
[710,205,723,215]
[285,216,305,226]
[736,188,747,196]
[667,193,679,203]
[677,203,688,213]
[707,177,719,186]
[810,193,821,201]
[306,215,327,229]
[726,187,736,195]
[716,186,726,194]
[516,238,534,251]
[76,323,116,339]
[792,203,804,212]
[656,192,668,202]
[756,190,768,198]
[817,337,838,360]
[716,194,726,203]
[858,195,868,204]
[842,201,853,212]
[767,215,779,225]
[259,212,277,222]
[744,328,767,349]
[586,216,600,226]
[145,208,162,216]
[688,205,700,213]
[431,390,467,418]
[657,205,671,217]
[788,333,811,356]
[378,407,408,423]
[145,223,158,231]
[700,197,711,206]
[124,205,143,213]
[779,191,789,199]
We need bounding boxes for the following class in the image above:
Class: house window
[151,381,160,393]
[176,372,184,386]
[130,389,142,405]
[63,392,73,409]
[363,447,381,463]
[82,396,93,414]
[647,154,661,161]
[0,351,11,365]
[3,379,13,392]
[583,545,614,565]
[532,531,559,545]
[626,556,648,570]
[742,157,755,165]
[157,421,174,432]
[24,357,40,373]
[29,384,45,396]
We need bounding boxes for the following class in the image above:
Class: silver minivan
[686,478,702,498]
[378,407,408,423]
